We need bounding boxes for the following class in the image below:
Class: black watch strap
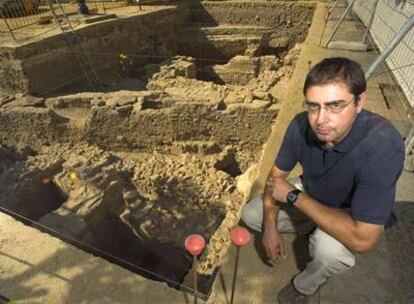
[286,189,302,205]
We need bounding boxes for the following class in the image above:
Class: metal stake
[230,246,240,304]
[193,255,198,304]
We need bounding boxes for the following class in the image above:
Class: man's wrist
[263,198,279,224]
[264,212,279,231]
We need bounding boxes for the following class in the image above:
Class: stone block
[117,96,137,106]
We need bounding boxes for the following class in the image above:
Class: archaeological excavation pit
[0,1,314,298]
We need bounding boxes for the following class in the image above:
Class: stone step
[180,24,269,37]
[80,13,117,24]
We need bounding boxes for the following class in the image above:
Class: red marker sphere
[185,234,206,256]
[230,227,251,247]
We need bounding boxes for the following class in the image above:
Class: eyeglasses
[305,98,356,114]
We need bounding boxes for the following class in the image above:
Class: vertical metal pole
[324,0,357,47]
[230,247,240,304]
[362,0,379,44]
[193,255,198,304]
[365,16,414,80]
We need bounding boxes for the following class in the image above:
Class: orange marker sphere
[230,227,251,247]
[185,234,206,256]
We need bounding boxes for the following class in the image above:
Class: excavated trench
[0,1,314,298]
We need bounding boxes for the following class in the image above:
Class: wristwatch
[286,189,302,205]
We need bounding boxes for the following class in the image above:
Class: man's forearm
[263,165,290,230]
[263,190,280,226]
[267,177,383,254]
[295,193,382,253]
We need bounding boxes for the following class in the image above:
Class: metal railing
[0,0,128,41]
[0,0,48,32]
[350,0,414,108]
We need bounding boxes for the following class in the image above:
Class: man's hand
[266,177,295,203]
[261,165,291,264]
[262,224,287,264]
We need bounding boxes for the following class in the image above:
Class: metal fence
[349,0,414,108]
[0,0,48,31]
[0,0,128,39]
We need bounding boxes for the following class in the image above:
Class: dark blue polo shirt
[275,110,405,227]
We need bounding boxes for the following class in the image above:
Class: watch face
[287,190,301,204]
[287,192,297,202]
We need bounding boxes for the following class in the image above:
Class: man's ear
[356,92,366,113]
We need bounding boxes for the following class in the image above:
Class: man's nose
[316,107,329,125]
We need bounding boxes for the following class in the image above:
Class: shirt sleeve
[275,116,300,171]
[351,144,404,225]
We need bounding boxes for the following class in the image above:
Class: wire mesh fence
[350,0,414,108]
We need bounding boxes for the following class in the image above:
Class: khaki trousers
[241,179,355,295]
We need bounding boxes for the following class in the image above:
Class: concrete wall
[350,0,414,108]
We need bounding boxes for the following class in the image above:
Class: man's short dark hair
[303,57,366,98]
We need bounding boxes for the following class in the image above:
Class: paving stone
[320,201,414,303]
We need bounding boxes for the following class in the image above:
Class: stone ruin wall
[0,7,189,96]
[0,90,278,156]
[0,2,314,97]
[193,1,314,28]
[0,52,300,157]
[184,1,315,58]
[0,48,28,93]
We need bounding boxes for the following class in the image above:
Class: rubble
[0,42,302,279]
